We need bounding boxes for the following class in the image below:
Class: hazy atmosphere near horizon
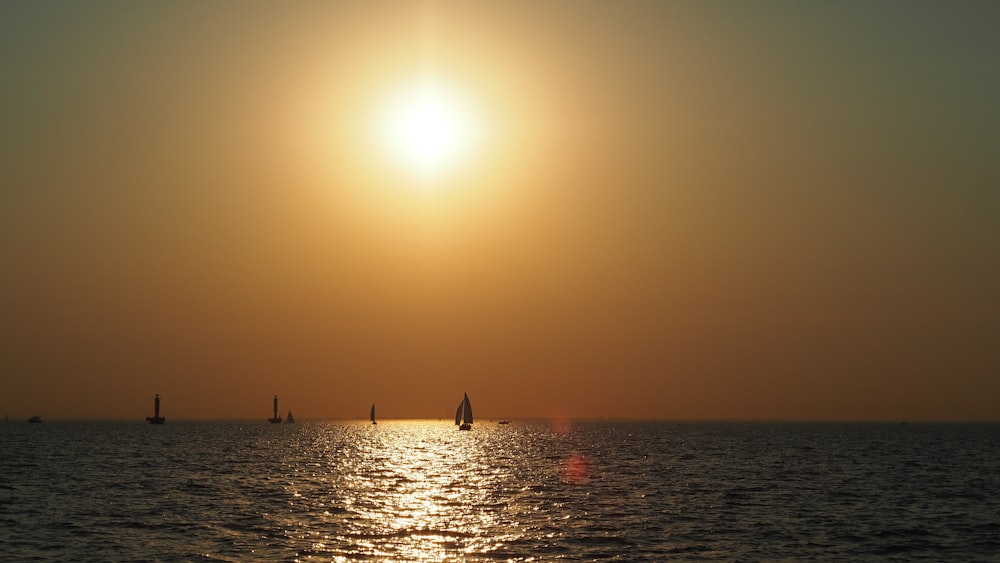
[2,1,998,421]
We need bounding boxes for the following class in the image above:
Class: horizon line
[8,417,999,424]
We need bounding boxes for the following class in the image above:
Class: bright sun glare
[374,78,482,181]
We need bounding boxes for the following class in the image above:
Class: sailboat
[285,409,295,423]
[268,395,282,423]
[370,403,377,425]
[455,393,473,431]
[146,393,165,424]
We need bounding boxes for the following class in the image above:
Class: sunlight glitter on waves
[312,422,514,561]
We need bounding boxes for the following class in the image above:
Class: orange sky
[1,1,998,421]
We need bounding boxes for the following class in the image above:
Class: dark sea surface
[2,420,999,562]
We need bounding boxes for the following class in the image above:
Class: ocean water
[1,421,998,562]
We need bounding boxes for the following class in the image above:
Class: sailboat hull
[459,423,472,431]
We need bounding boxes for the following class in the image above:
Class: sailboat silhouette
[455,393,473,431]
[146,394,165,424]
[268,395,282,423]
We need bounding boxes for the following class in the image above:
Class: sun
[373,77,483,181]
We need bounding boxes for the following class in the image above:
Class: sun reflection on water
[287,421,525,562]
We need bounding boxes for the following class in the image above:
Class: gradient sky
[2,1,998,421]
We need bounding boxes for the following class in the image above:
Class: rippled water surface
[2,421,999,561]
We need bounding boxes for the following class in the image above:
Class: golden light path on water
[5,421,1000,560]
[274,420,580,562]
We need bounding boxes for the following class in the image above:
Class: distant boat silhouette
[146,394,165,424]
[285,409,295,423]
[498,420,511,425]
[28,415,42,423]
[268,395,282,423]
[455,393,473,431]
[371,403,376,425]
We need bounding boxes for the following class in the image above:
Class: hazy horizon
[2,1,998,422]
[11,414,1000,423]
